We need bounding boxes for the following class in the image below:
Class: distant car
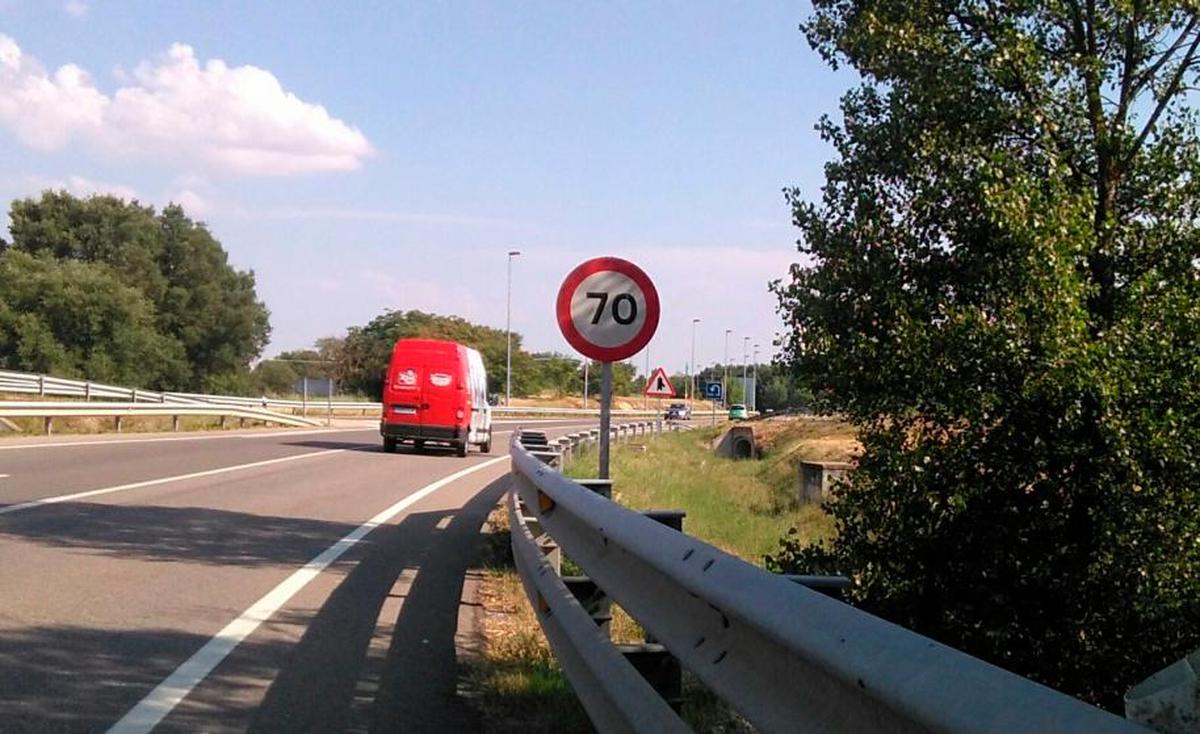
[728,404,749,420]
[665,403,691,420]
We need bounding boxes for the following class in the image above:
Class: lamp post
[644,344,650,410]
[723,329,732,406]
[505,250,520,406]
[689,317,700,403]
[742,336,749,406]
[751,344,760,412]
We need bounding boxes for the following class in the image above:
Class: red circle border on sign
[556,257,660,362]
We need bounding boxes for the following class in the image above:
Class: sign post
[557,257,660,479]
[705,382,723,426]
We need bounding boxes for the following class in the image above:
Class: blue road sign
[705,382,723,400]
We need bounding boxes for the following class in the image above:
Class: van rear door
[388,359,423,425]
[421,350,463,431]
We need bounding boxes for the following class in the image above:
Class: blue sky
[0,1,852,375]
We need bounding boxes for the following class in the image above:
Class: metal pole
[724,329,731,407]
[505,250,520,406]
[583,360,589,405]
[599,362,613,479]
[644,346,650,411]
[690,317,700,405]
[742,337,749,407]
[326,377,332,427]
[302,376,308,417]
[752,344,760,413]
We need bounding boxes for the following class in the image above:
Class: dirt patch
[752,416,860,464]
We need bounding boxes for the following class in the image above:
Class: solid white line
[106,454,510,734]
[0,427,368,451]
[0,449,350,516]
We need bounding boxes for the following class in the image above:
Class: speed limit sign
[556,257,660,362]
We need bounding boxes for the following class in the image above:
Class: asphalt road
[0,419,603,733]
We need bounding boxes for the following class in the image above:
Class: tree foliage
[0,251,188,386]
[771,1,1200,709]
[1,192,270,390]
[331,310,541,398]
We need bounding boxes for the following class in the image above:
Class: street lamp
[752,344,760,412]
[689,317,701,402]
[742,336,749,406]
[505,250,520,406]
[723,329,732,406]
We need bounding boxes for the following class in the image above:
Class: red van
[380,338,493,456]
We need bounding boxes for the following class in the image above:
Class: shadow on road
[0,478,510,731]
[248,475,509,733]
[284,438,466,457]
[0,624,293,733]
[0,502,361,567]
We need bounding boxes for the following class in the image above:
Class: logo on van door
[429,372,452,387]
[395,368,417,387]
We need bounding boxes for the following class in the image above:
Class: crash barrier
[508,430,1145,733]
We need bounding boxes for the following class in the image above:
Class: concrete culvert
[712,426,757,460]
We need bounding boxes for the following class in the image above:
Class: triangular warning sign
[643,367,676,397]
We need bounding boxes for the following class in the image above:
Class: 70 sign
[556,257,660,362]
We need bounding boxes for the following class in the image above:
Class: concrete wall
[799,461,854,503]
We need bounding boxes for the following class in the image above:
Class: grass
[465,416,857,731]
[565,418,853,563]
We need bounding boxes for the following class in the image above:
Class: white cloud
[169,188,209,216]
[23,174,139,200]
[63,0,88,18]
[0,34,372,176]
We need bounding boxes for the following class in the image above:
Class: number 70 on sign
[557,257,660,363]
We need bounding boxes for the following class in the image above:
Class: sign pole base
[598,362,613,479]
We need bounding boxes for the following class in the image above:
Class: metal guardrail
[0,370,379,412]
[0,369,690,418]
[509,430,1147,733]
[0,401,321,430]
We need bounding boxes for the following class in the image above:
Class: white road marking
[107,454,510,734]
[0,449,351,516]
[0,427,367,451]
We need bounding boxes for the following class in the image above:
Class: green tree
[335,310,539,398]
[0,251,188,387]
[771,1,1200,710]
[5,193,270,390]
[532,352,584,397]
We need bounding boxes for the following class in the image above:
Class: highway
[0,420,597,733]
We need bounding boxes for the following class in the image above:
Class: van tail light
[456,409,465,422]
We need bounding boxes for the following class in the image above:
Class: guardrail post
[219,415,227,429]
[84,381,92,401]
[114,416,123,433]
[563,478,617,639]
[614,508,687,712]
[43,416,52,435]
[37,375,45,397]
[131,388,138,402]
[172,415,180,432]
